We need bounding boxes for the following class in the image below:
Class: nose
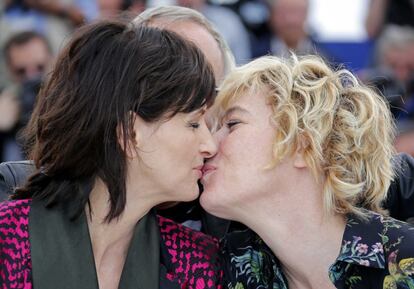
[200,122,218,159]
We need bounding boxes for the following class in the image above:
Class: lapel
[118,209,160,289]
[29,199,99,289]
[29,199,160,289]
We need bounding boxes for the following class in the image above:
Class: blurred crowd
[0,0,413,162]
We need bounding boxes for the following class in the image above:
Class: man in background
[0,31,53,161]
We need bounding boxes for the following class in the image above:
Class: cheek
[167,137,199,174]
[221,131,275,192]
[201,138,265,217]
[222,130,272,170]
[210,137,253,194]
[146,133,197,180]
[159,124,197,156]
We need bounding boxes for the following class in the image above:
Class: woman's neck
[86,177,155,289]
[86,178,152,263]
[274,214,345,289]
[236,179,345,289]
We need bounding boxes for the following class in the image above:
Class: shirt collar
[333,212,386,270]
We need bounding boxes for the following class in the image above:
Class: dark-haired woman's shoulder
[0,199,32,287]
[157,215,224,289]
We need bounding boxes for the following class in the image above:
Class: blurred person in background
[97,0,146,19]
[375,26,414,86]
[365,0,414,39]
[0,0,97,90]
[0,30,54,162]
[174,0,251,65]
[269,0,309,55]
[361,25,414,156]
[2,0,88,26]
[253,0,330,60]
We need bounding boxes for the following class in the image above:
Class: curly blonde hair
[215,55,396,217]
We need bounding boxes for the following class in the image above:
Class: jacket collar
[29,199,160,289]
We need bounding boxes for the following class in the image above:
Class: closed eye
[188,122,200,129]
[226,120,241,130]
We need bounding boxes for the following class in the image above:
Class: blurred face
[270,0,308,48]
[176,0,206,12]
[8,38,52,83]
[383,46,414,83]
[98,0,122,17]
[200,91,294,219]
[131,108,217,203]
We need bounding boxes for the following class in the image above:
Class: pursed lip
[193,165,204,177]
[201,164,217,176]
[194,165,204,171]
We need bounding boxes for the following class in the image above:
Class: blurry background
[0,0,413,161]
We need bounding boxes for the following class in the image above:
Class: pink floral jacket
[0,199,223,289]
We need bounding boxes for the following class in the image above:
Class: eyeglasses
[12,63,46,79]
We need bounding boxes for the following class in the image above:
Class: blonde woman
[201,55,414,289]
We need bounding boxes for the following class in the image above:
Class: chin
[179,185,200,202]
[200,185,237,220]
[200,200,229,220]
[199,187,222,217]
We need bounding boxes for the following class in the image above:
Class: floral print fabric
[221,212,414,289]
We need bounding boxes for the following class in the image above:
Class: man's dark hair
[3,30,52,64]
[14,19,216,221]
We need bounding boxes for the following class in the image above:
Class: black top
[221,211,414,289]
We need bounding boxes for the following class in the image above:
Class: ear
[117,112,150,159]
[293,136,309,169]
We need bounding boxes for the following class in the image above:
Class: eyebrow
[192,107,207,117]
[222,106,251,119]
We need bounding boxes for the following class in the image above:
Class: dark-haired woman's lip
[193,165,204,179]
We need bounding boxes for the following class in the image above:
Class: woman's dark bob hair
[14,19,216,221]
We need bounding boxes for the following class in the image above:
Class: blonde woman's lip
[201,164,216,176]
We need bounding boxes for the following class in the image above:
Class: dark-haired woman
[0,19,222,289]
